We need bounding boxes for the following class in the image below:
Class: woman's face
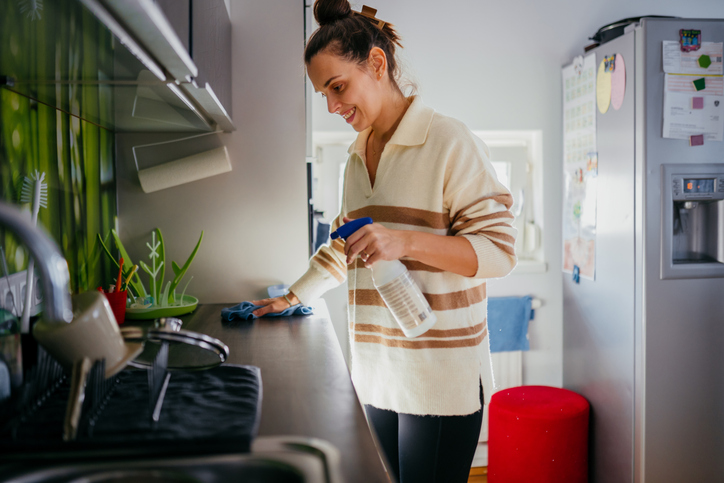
[307,51,382,132]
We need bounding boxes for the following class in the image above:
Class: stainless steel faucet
[0,201,72,323]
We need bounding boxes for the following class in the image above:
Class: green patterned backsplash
[0,0,117,294]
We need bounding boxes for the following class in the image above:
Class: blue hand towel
[221,301,314,321]
[487,295,533,352]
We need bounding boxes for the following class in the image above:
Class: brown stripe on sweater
[348,206,450,230]
[349,283,486,311]
[349,289,387,307]
[425,284,487,310]
[314,255,345,283]
[349,258,444,273]
[456,210,515,227]
[467,222,512,233]
[460,210,515,223]
[488,238,516,256]
[355,320,487,338]
[332,239,346,254]
[401,259,444,273]
[453,194,514,223]
[350,258,367,270]
[355,327,488,349]
[483,231,516,245]
[452,211,514,235]
[318,249,342,268]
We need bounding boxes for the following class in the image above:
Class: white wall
[312,0,724,387]
[116,0,309,303]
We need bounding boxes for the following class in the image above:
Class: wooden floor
[469,466,488,483]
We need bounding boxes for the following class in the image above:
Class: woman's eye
[333,84,343,92]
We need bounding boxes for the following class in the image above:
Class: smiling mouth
[341,107,356,120]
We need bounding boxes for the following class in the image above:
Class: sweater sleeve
[288,214,349,305]
[446,139,517,279]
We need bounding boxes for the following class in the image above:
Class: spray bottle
[331,217,437,338]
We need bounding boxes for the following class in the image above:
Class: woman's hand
[250,291,300,317]
[343,216,409,267]
[342,217,479,277]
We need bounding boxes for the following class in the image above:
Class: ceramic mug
[33,291,128,377]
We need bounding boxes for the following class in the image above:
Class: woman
[252,1,517,481]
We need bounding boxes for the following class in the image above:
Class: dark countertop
[1,302,389,483]
[180,302,389,483]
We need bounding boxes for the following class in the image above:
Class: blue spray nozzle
[330,217,373,240]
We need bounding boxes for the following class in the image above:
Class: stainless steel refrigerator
[562,18,724,483]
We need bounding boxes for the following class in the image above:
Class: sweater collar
[347,96,435,155]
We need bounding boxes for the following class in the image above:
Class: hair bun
[314,0,352,26]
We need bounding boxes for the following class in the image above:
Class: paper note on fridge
[663,74,724,141]
[663,41,723,75]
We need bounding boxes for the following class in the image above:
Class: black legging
[364,384,484,483]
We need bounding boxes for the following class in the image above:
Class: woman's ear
[368,47,387,78]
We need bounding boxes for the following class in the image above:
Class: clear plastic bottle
[331,217,437,338]
[370,259,437,338]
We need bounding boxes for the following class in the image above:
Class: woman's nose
[327,96,340,115]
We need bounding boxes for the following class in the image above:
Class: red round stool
[488,386,589,482]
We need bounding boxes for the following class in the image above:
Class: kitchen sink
[3,436,344,483]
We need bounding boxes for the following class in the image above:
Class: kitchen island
[180,301,389,483]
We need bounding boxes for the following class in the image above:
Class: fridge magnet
[679,29,701,52]
[692,77,706,91]
[604,55,616,73]
[596,59,612,114]
[572,265,581,284]
[610,54,626,110]
[698,54,712,69]
[689,134,705,146]
[691,97,704,109]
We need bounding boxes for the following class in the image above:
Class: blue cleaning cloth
[221,301,314,321]
[488,295,533,352]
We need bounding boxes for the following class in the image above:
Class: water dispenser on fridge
[662,164,724,279]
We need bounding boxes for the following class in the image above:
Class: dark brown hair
[304,0,404,90]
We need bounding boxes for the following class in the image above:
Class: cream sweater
[290,96,517,416]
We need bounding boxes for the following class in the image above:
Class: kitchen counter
[1,301,389,483]
[176,301,389,483]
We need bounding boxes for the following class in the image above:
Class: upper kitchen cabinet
[154,0,233,126]
[88,0,234,131]
[0,0,234,133]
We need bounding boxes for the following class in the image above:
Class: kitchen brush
[19,170,47,333]
[18,0,43,21]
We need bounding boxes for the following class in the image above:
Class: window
[491,161,511,191]
[473,131,545,269]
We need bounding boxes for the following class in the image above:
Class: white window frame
[472,130,546,274]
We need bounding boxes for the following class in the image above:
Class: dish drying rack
[0,321,247,460]
[1,345,172,443]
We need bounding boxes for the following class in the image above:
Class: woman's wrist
[284,290,301,306]
[401,229,417,260]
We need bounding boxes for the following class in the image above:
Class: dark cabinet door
[154,0,191,53]
[153,0,232,122]
[191,0,232,119]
